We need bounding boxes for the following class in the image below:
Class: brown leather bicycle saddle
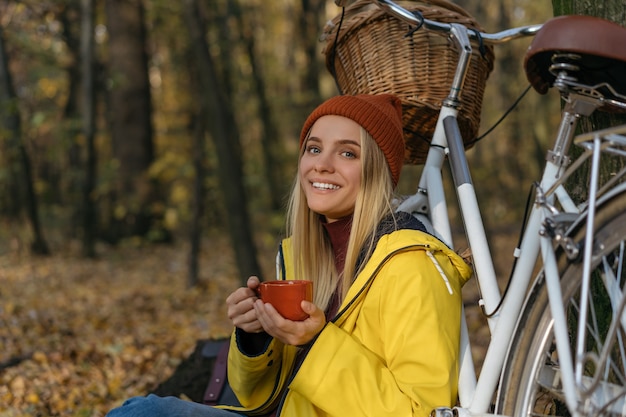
[524,15,626,111]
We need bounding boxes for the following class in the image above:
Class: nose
[314,152,335,173]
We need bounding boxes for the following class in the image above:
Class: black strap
[203,340,230,405]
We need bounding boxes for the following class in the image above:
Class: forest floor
[0,230,517,417]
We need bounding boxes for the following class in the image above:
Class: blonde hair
[286,127,396,311]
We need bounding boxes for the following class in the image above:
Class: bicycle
[325,1,626,416]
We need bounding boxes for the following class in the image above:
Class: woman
[106,94,472,417]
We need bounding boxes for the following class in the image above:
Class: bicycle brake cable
[480,182,536,318]
[468,28,487,59]
[468,84,532,147]
[329,6,346,94]
[405,10,424,37]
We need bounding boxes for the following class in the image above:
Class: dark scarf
[321,216,352,320]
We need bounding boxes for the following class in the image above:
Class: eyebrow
[306,137,361,147]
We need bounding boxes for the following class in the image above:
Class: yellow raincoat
[220,227,472,417]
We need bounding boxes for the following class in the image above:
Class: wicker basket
[323,0,495,164]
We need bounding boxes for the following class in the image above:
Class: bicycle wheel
[496,187,626,417]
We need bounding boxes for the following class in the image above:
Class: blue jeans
[106,395,247,417]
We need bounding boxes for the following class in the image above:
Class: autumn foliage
[0,239,238,416]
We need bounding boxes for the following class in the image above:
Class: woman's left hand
[254,300,326,346]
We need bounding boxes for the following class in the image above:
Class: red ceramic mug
[258,280,313,321]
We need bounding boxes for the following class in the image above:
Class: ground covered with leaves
[0,232,499,417]
[0,239,240,417]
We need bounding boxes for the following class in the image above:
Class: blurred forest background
[1,0,622,415]
[0,0,560,274]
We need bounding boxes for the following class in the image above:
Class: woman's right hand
[226,276,263,333]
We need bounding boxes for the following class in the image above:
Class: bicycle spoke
[497,191,626,416]
[577,249,626,413]
[600,253,626,329]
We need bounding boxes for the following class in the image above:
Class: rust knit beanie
[299,94,405,187]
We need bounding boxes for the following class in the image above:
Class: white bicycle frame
[403,86,576,415]
[372,1,621,415]
[388,20,543,417]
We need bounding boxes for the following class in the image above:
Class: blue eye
[306,145,321,154]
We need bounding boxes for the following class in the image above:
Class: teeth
[312,182,340,190]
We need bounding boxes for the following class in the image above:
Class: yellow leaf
[25,392,39,404]
[9,376,25,393]
[32,351,47,365]
[107,377,122,395]
[4,301,15,314]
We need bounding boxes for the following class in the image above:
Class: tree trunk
[185,0,261,284]
[552,0,626,201]
[187,112,205,289]
[231,0,287,211]
[184,17,209,289]
[104,0,157,241]
[60,1,86,240]
[0,25,50,255]
[299,0,324,104]
[81,0,97,257]
[0,25,21,218]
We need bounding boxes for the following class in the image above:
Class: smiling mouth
[312,182,340,190]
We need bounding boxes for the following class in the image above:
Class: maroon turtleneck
[321,215,352,320]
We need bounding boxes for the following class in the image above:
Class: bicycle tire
[495,186,626,416]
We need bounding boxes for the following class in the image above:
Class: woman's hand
[254,299,326,346]
[226,276,263,333]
